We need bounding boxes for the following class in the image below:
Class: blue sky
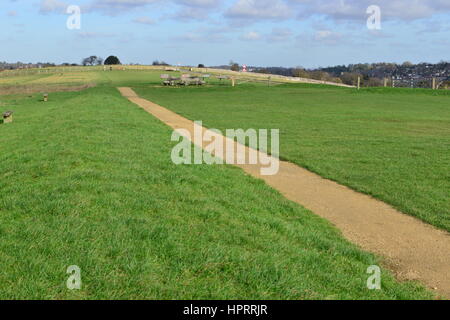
[2,0,449,68]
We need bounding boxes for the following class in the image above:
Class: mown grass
[0,73,52,86]
[134,84,450,232]
[28,72,100,85]
[0,87,432,299]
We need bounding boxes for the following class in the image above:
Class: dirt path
[118,87,450,298]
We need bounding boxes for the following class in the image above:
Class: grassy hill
[0,69,438,299]
[134,83,450,232]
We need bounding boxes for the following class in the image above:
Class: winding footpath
[119,87,450,299]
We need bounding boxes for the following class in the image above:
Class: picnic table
[160,74,205,86]
[179,74,205,86]
[161,74,181,86]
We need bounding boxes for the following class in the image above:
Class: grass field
[0,78,433,299]
[134,84,450,232]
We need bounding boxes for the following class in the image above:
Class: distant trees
[320,65,349,75]
[198,64,205,68]
[82,56,103,66]
[152,60,169,66]
[252,61,450,87]
[104,56,121,65]
[291,68,341,84]
[292,68,309,78]
[366,77,383,87]
[442,80,450,89]
[309,70,330,81]
[340,72,362,86]
[255,68,268,74]
[229,61,240,72]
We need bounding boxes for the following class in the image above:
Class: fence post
[432,78,436,90]
[384,78,388,87]
[357,76,361,90]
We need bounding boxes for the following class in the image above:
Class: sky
[1,0,449,68]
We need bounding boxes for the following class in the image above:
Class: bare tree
[229,60,240,72]
[82,56,103,66]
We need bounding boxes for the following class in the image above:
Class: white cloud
[133,17,156,25]
[38,0,450,22]
[174,0,222,8]
[226,0,291,21]
[39,0,68,14]
[314,30,342,43]
[86,0,159,14]
[240,31,261,41]
[290,0,450,21]
[75,31,116,38]
[174,7,210,21]
[267,28,293,42]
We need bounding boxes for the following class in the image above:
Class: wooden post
[231,77,235,87]
[357,76,361,90]
[432,78,436,90]
[3,111,13,124]
[384,78,388,87]
[392,77,395,88]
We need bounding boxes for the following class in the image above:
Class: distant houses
[0,62,57,71]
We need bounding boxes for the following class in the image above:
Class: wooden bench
[179,74,205,86]
[161,73,206,86]
[161,74,181,86]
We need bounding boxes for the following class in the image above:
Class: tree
[255,68,268,74]
[104,56,121,65]
[340,72,362,86]
[292,68,310,78]
[152,60,169,66]
[198,64,205,68]
[309,70,331,81]
[82,56,103,66]
[229,60,240,72]
[366,77,383,87]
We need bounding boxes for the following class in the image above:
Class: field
[0,68,447,299]
[134,84,450,232]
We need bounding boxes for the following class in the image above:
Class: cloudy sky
[2,0,449,67]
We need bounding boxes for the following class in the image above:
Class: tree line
[81,55,121,66]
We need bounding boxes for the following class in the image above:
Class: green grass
[0,73,52,86]
[134,84,450,232]
[0,86,432,299]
